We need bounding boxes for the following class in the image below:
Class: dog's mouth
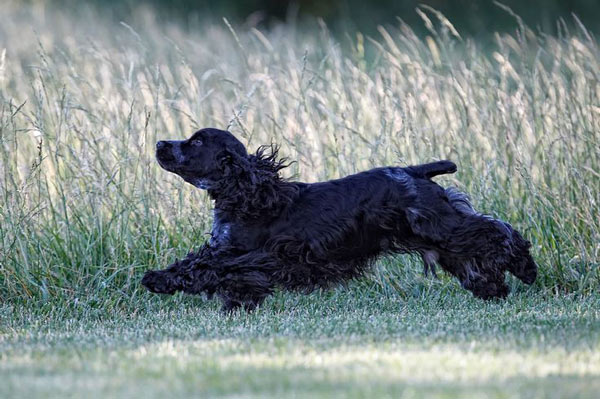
[156,154,177,172]
[156,149,213,189]
[156,143,182,173]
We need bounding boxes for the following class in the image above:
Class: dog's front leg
[141,245,215,295]
[217,269,274,313]
[142,248,277,312]
[213,252,278,313]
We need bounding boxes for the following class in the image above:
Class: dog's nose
[156,141,167,150]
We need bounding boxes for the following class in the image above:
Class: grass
[2,290,600,398]
[0,1,599,397]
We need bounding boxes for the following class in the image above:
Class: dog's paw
[472,282,509,300]
[141,270,178,295]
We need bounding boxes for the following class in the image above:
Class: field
[1,1,599,397]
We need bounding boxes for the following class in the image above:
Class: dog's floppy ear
[216,147,251,179]
[211,144,298,220]
[216,138,250,170]
[221,138,248,160]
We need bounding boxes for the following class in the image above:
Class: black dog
[142,128,537,311]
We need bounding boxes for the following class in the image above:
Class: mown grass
[0,1,599,397]
[2,290,600,398]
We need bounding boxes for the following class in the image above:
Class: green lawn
[2,289,600,398]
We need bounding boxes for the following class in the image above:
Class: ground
[2,287,599,398]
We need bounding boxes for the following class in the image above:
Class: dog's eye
[191,139,203,147]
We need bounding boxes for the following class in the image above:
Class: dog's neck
[208,152,299,221]
[209,179,298,221]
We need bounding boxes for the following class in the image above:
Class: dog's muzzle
[156,141,175,161]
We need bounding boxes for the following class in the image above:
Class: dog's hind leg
[421,250,439,278]
[437,256,509,299]
[443,187,537,285]
[501,224,538,285]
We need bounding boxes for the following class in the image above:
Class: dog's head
[156,128,248,189]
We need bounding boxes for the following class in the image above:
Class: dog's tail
[407,160,457,179]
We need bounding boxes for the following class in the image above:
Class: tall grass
[0,2,598,307]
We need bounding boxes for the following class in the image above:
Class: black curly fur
[142,128,537,311]
[209,145,299,220]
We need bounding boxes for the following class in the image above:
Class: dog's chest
[210,212,265,250]
[210,214,232,247]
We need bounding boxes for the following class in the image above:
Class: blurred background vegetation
[51,0,600,37]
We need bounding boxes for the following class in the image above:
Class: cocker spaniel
[142,128,537,311]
